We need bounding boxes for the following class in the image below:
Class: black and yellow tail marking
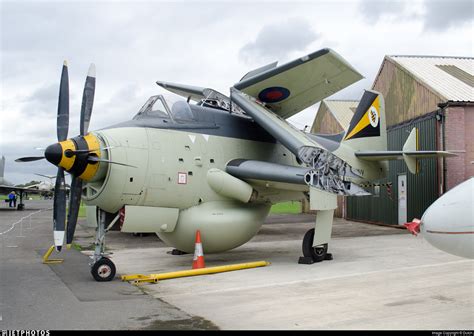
[344,91,380,141]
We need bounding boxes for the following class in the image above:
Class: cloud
[357,0,473,32]
[423,0,473,31]
[358,0,407,21]
[1,1,473,184]
[239,18,319,64]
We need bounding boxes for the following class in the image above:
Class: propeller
[16,61,95,251]
[16,61,132,252]
[87,156,137,168]
[35,173,57,179]
[53,167,67,250]
[64,146,114,157]
[63,63,97,247]
[15,156,45,162]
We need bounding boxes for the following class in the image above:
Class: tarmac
[0,200,473,330]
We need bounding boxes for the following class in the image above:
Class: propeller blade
[53,167,67,251]
[15,156,45,162]
[35,173,56,179]
[80,63,96,136]
[66,146,114,155]
[87,156,137,168]
[57,61,69,142]
[66,176,83,246]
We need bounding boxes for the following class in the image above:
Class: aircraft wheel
[302,228,328,262]
[91,257,116,282]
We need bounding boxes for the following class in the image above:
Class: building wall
[311,103,344,134]
[445,105,474,189]
[373,58,445,127]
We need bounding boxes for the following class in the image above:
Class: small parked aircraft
[0,156,45,208]
[16,49,455,281]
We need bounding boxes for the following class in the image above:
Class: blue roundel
[258,87,290,103]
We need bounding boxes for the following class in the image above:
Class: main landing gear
[299,228,333,264]
[90,208,119,281]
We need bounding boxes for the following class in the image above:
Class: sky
[1,0,473,184]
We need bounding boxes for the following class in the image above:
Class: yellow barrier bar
[121,261,270,284]
[121,274,154,282]
[42,245,64,264]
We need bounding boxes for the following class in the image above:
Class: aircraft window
[147,99,169,117]
[135,95,172,119]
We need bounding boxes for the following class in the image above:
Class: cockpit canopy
[134,95,171,120]
[133,95,196,121]
[133,93,247,122]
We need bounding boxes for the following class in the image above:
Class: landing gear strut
[90,208,118,281]
[299,228,333,264]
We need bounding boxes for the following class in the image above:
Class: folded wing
[234,48,363,119]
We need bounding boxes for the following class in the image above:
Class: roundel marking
[368,106,379,128]
[258,87,290,103]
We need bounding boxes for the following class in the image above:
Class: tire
[302,228,328,263]
[91,257,116,282]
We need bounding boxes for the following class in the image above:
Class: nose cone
[44,143,63,166]
[421,178,474,259]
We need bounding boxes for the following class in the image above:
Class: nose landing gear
[90,208,120,281]
[91,257,116,282]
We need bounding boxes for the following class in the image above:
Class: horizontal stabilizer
[355,128,456,174]
[355,150,455,161]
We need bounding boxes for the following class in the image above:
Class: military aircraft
[16,49,455,281]
[405,177,473,259]
[0,156,45,209]
[33,173,57,190]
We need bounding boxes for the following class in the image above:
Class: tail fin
[0,156,5,178]
[343,90,386,151]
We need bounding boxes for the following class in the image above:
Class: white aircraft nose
[421,178,474,259]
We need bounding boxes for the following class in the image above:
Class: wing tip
[87,63,96,78]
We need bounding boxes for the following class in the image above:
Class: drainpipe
[437,102,448,194]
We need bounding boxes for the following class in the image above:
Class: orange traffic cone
[192,230,206,269]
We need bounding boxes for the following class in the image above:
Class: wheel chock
[298,256,314,264]
[42,245,64,264]
[324,253,333,260]
[168,249,188,255]
[298,253,333,264]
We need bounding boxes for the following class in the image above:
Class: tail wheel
[302,228,328,262]
[91,257,116,282]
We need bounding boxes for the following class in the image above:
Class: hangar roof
[386,55,473,102]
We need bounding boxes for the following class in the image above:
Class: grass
[78,203,87,218]
[3,193,301,216]
[270,201,302,214]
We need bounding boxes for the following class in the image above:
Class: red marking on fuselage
[426,230,474,235]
